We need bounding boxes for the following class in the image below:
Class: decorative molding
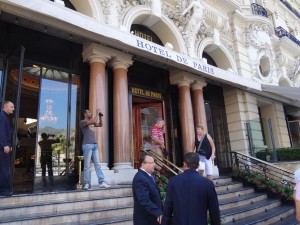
[162,0,208,58]
[169,70,197,86]
[191,79,207,90]
[221,40,235,60]
[287,56,300,86]
[109,53,134,70]
[82,42,113,64]
[245,23,272,50]
[99,0,125,27]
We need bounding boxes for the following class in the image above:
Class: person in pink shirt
[150,118,165,161]
[294,167,300,222]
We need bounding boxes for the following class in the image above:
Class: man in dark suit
[162,152,220,225]
[132,153,163,225]
[0,101,14,196]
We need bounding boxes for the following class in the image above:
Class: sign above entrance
[130,24,163,46]
[130,87,162,100]
[135,39,215,75]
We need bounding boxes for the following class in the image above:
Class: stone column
[110,54,133,172]
[191,79,208,132]
[82,43,112,165]
[170,71,195,155]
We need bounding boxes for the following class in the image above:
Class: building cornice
[274,36,300,57]
[0,0,261,92]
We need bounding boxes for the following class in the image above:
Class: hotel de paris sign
[131,32,261,91]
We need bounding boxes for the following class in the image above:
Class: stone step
[0,195,133,218]
[56,217,133,225]
[223,204,295,225]
[272,213,299,225]
[221,198,281,223]
[0,185,132,207]
[217,186,254,201]
[213,176,233,185]
[0,205,133,225]
[215,181,243,192]
[219,192,267,211]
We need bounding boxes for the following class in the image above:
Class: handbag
[162,148,169,157]
[196,134,206,157]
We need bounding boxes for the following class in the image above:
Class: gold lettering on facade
[131,87,162,100]
[133,30,153,42]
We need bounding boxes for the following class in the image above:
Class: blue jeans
[82,144,105,185]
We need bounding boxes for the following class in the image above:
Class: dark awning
[261,84,300,103]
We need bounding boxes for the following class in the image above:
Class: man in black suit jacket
[132,153,163,225]
[162,152,220,225]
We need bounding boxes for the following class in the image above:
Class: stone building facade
[0,0,299,192]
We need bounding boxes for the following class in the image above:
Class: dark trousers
[40,153,53,176]
[0,150,11,195]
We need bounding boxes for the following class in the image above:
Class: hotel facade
[0,0,299,193]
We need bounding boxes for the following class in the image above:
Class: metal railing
[275,26,300,47]
[140,149,183,177]
[279,0,300,20]
[231,151,295,188]
[140,149,183,202]
[251,3,268,18]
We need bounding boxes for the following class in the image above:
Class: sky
[38,78,77,129]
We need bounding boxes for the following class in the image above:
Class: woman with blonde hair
[192,124,216,180]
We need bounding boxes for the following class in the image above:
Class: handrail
[231,151,295,187]
[60,160,75,176]
[140,148,183,176]
[232,151,294,174]
[275,26,300,47]
[279,0,300,20]
[140,148,182,203]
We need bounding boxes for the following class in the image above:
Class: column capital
[191,79,207,90]
[170,70,197,86]
[82,42,113,64]
[109,53,133,71]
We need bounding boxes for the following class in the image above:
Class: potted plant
[232,166,245,182]
[252,173,268,192]
[278,185,294,205]
[155,175,168,204]
[266,179,282,199]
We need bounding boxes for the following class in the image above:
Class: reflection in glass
[141,107,158,150]
[40,99,58,122]
[5,62,80,192]
[35,70,80,177]
[37,78,68,176]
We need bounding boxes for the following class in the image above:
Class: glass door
[2,60,80,193]
[2,47,29,193]
[35,68,80,178]
[34,67,80,182]
[132,103,163,168]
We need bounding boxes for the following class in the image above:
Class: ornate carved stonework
[100,0,154,27]
[221,40,235,60]
[162,0,208,57]
[245,23,272,50]
[288,57,300,86]
[100,0,126,27]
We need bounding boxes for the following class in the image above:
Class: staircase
[0,185,133,225]
[215,176,298,225]
[0,177,297,225]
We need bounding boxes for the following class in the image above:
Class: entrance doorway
[2,56,80,194]
[132,97,164,168]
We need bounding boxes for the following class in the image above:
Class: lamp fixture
[40,99,58,122]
